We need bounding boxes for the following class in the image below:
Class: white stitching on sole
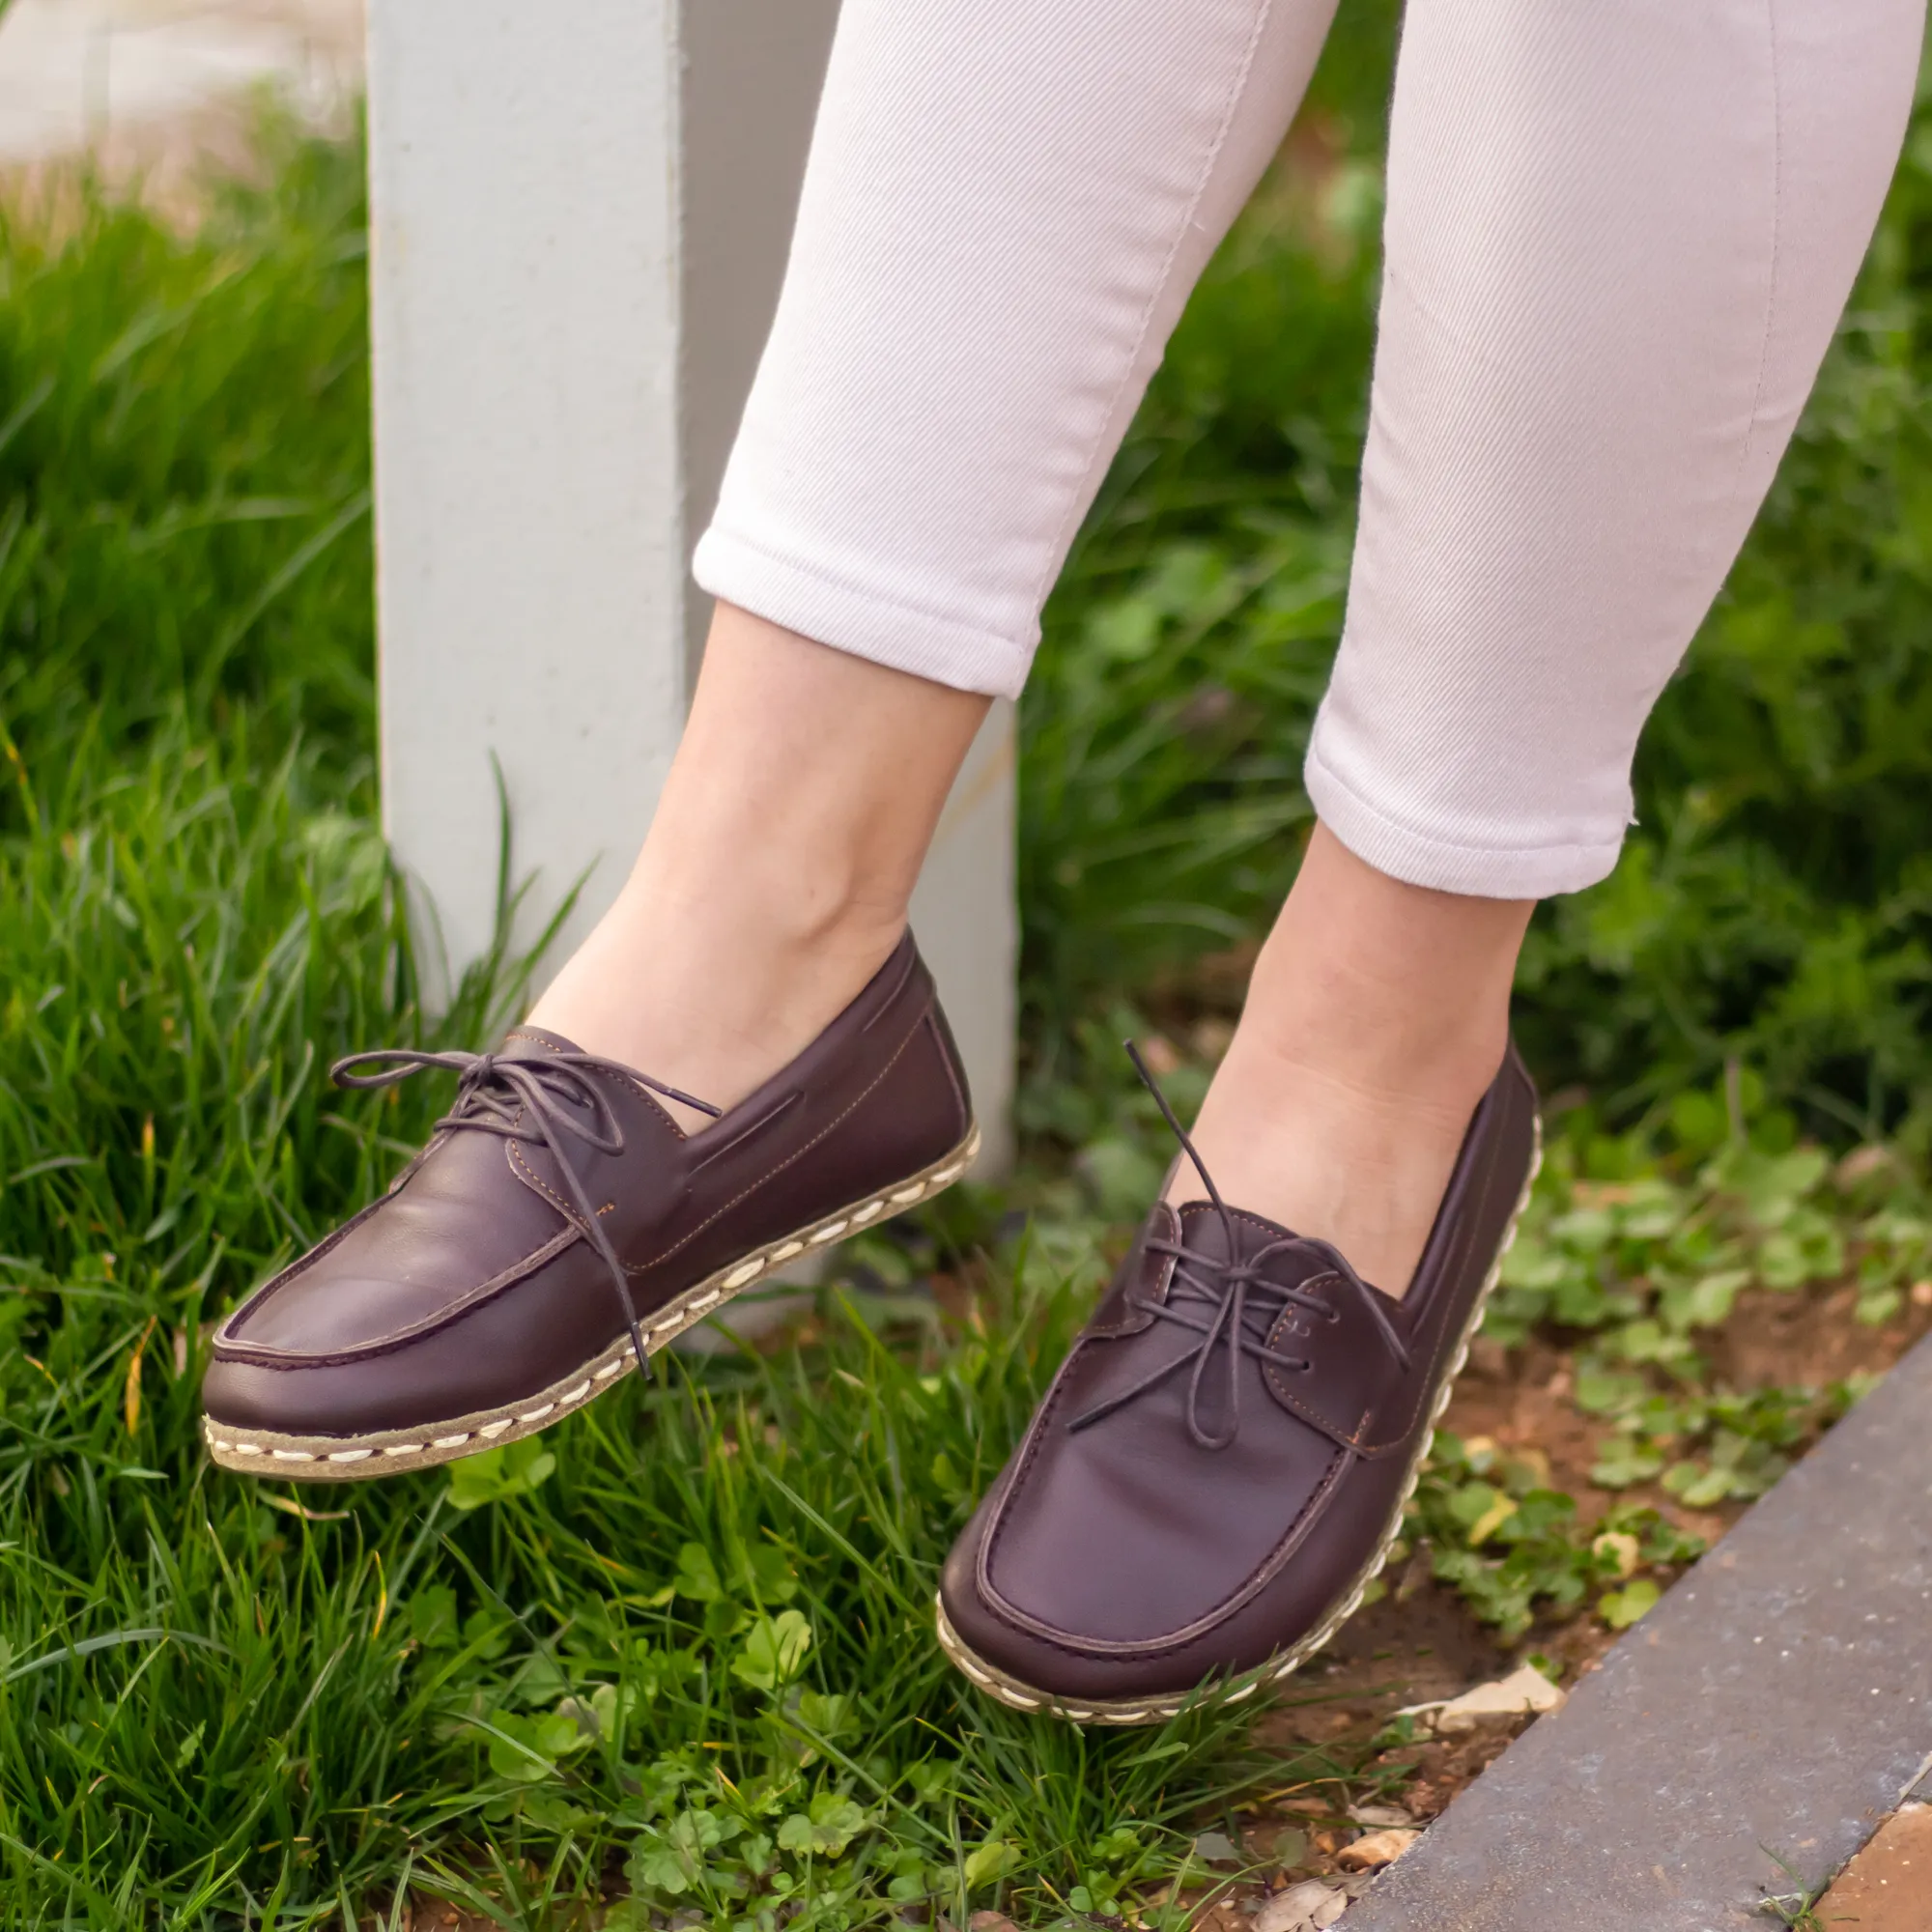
[207,1121,980,1477]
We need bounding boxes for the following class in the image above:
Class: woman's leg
[543,0,1919,1302]
[530,606,988,1131]
[534,0,1341,1104]
[1179,825,1532,1292]
[932,3,1926,1723]
[1181,0,1923,1291]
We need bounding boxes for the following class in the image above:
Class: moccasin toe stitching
[938,1043,1542,1719]
[201,934,979,1476]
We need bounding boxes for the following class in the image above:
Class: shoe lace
[330,1045,721,1373]
[1066,1042,1410,1452]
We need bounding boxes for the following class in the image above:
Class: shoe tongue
[1167,1200,1398,1306]
[1171,1199,1301,1267]
[497,1026,585,1061]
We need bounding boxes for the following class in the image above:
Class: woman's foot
[528,603,989,1130]
[203,934,979,1479]
[202,606,995,1479]
[940,1043,1540,1723]
[1170,824,1535,1293]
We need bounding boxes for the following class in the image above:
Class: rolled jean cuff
[693,526,1034,700]
[1303,740,1625,901]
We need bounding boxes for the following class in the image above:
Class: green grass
[0,1207,1286,1923]
[0,127,1368,1926]
[5,43,1932,1922]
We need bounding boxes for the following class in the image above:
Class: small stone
[1337,1828,1420,1870]
[1836,1144,1897,1189]
[1347,1804,1412,1830]
[1252,1879,1342,1932]
[967,1916,1019,1932]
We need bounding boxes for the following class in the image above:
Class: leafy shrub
[1024,44,1932,1147]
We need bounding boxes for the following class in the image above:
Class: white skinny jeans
[693,0,1924,898]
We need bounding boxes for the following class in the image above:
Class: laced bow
[1067,1042,1410,1451]
[331,1045,721,1373]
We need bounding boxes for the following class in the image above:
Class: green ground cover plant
[5,21,1932,1919]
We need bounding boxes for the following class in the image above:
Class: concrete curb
[1345,1328,1932,1930]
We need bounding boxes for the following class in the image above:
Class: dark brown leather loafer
[937,1043,1538,1725]
[203,932,975,1480]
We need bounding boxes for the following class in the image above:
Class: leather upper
[204,932,971,1435]
[940,1044,1539,1703]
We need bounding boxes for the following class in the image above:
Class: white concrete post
[366,0,1014,1171]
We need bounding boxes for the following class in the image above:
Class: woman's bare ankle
[526,603,987,1127]
[528,875,905,1130]
[1168,824,1532,1294]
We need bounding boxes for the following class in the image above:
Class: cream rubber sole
[936,1120,1542,1725]
[205,1122,980,1482]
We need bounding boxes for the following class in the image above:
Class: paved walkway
[0,0,360,172]
[1348,1327,1932,1929]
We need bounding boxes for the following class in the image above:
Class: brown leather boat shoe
[202,932,976,1480]
[937,1041,1538,1724]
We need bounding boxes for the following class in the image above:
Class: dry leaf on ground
[1395,1662,1565,1736]
[1253,1879,1349,1932]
